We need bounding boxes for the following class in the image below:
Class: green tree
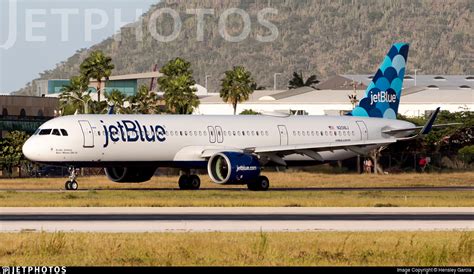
[288,72,320,89]
[79,50,115,102]
[128,85,161,114]
[220,66,255,115]
[0,131,29,177]
[104,89,129,114]
[158,58,199,114]
[59,75,92,115]
[240,109,261,115]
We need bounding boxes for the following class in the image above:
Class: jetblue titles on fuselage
[101,120,166,148]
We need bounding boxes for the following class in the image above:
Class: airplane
[22,42,447,191]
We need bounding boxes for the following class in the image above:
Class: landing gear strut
[65,167,78,191]
[178,173,201,190]
[247,176,270,191]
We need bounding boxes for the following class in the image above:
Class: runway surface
[0,186,472,192]
[1,207,472,232]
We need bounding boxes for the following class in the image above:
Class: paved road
[1,207,472,232]
[0,186,472,192]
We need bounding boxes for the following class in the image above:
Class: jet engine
[207,152,261,185]
[104,167,156,183]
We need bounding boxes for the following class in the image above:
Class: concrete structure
[35,72,165,98]
[195,75,473,117]
[0,95,59,137]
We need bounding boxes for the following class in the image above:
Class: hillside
[14,0,473,95]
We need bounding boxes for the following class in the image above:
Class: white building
[195,75,473,117]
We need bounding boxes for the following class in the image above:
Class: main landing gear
[247,176,270,191]
[178,174,201,190]
[65,167,79,191]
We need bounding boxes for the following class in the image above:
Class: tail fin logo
[351,43,409,119]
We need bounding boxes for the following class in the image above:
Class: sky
[0,0,158,94]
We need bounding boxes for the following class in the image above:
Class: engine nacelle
[208,152,261,185]
[104,167,156,183]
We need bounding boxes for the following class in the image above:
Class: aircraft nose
[22,137,38,161]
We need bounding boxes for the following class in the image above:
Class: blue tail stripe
[351,42,410,119]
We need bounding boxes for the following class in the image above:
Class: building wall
[0,96,59,117]
[196,102,473,117]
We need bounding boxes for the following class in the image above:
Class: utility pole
[205,75,212,93]
[414,68,421,87]
[273,73,282,90]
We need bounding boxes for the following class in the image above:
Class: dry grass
[0,172,472,207]
[0,231,472,266]
[0,171,472,190]
[0,189,472,207]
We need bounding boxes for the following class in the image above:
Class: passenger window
[265,131,269,136]
[256,131,259,136]
[204,131,207,136]
[242,131,245,136]
[302,131,306,136]
[52,129,60,136]
[194,131,197,136]
[39,129,52,135]
[60,129,68,136]
[252,131,255,136]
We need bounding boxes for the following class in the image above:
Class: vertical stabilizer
[351,43,410,119]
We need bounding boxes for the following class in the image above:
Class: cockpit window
[60,129,68,136]
[52,129,60,136]
[39,129,52,135]
[34,128,40,135]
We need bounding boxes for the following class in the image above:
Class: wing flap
[250,139,396,154]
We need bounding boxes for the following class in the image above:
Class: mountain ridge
[14,0,473,95]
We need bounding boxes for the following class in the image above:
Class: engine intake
[207,152,261,185]
[105,167,156,183]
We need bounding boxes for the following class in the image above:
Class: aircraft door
[207,126,216,143]
[356,121,368,140]
[215,126,224,143]
[78,120,94,148]
[278,125,289,145]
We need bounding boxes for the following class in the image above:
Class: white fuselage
[22,114,415,168]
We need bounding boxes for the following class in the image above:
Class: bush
[458,145,474,164]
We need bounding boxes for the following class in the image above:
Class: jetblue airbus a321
[22,43,445,191]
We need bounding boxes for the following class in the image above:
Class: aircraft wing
[249,139,396,154]
[242,138,397,165]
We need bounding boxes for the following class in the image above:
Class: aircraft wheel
[247,176,270,191]
[70,180,78,190]
[188,175,201,190]
[65,181,71,190]
[178,175,190,190]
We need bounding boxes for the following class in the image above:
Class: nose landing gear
[65,167,79,191]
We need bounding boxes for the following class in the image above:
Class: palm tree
[79,50,115,102]
[158,57,199,114]
[104,89,128,114]
[220,66,255,115]
[59,75,92,115]
[128,85,161,114]
[288,71,320,89]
